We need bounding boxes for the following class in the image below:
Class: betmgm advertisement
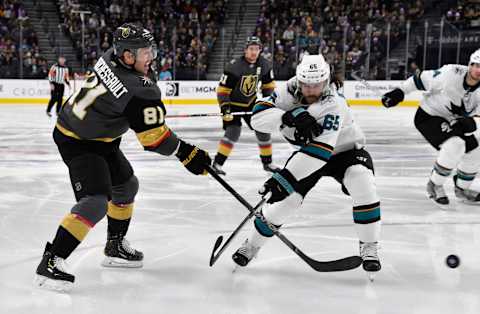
[159,81,218,105]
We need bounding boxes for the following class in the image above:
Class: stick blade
[309,255,363,272]
[209,236,224,267]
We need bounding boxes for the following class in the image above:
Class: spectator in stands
[255,0,424,80]
[0,0,44,78]
[57,0,226,78]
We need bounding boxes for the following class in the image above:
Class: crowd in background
[444,0,480,29]
[254,0,425,80]
[3,0,480,80]
[57,0,226,80]
[0,0,48,78]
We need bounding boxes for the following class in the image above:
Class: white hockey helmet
[296,54,330,91]
[469,49,480,65]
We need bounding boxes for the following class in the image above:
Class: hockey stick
[209,197,267,267]
[166,112,252,119]
[206,165,363,272]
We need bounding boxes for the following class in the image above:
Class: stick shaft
[166,112,252,118]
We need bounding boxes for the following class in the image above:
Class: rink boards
[0,79,422,106]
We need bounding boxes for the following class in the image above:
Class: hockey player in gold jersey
[212,36,279,175]
[34,23,211,292]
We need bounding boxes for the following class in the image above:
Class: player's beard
[469,71,480,82]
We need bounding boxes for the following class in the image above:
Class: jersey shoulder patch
[442,64,467,76]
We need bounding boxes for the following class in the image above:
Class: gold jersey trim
[55,123,119,142]
[136,125,170,147]
[107,202,133,220]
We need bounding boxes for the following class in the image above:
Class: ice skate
[262,162,281,173]
[232,239,260,267]
[34,242,74,292]
[454,175,480,203]
[359,241,381,282]
[426,180,450,209]
[211,162,226,176]
[102,235,143,268]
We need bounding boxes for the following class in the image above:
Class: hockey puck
[446,254,460,268]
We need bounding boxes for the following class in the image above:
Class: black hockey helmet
[245,36,262,49]
[113,23,157,58]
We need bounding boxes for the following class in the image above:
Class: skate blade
[428,197,452,210]
[458,198,480,205]
[34,275,73,292]
[101,257,143,268]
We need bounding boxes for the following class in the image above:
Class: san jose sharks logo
[447,99,474,117]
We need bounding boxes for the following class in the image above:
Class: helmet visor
[135,45,158,60]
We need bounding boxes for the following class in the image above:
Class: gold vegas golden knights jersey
[216,55,276,110]
[56,48,179,155]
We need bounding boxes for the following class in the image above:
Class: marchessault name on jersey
[94,57,128,99]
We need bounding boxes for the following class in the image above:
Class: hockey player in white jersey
[231,55,382,276]
[382,49,480,208]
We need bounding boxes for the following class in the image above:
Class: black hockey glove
[259,169,297,204]
[452,117,477,135]
[220,104,233,122]
[175,140,211,175]
[381,88,404,108]
[282,107,323,145]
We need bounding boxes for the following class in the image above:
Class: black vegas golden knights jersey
[56,48,179,155]
[216,55,276,109]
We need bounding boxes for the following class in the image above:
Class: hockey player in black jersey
[34,23,211,292]
[212,36,280,175]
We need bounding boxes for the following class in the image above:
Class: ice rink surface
[1,104,480,314]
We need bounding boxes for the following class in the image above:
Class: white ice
[1,104,480,314]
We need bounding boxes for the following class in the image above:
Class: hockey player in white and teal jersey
[382,49,480,208]
[231,54,382,277]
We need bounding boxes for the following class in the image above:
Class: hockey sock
[353,202,381,243]
[51,213,94,258]
[259,143,273,164]
[456,146,480,189]
[215,139,234,165]
[431,137,465,185]
[431,162,452,186]
[107,202,133,237]
[455,170,477,190]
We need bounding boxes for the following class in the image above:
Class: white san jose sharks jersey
[251,77,366,180]
[401,64,480,121]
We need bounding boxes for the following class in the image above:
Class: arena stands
[57,0,226,80]
[0,0,48,78]
[255,0,424,79]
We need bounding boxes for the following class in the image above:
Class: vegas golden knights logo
[120,27,130,38]
[240,75,258,97]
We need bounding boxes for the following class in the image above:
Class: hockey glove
[451,117,477,135]
[381,88,404,108]
[259,169,297,204]
[282,108,323,145]
[221,104,234,122]
[175,140,211,175]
